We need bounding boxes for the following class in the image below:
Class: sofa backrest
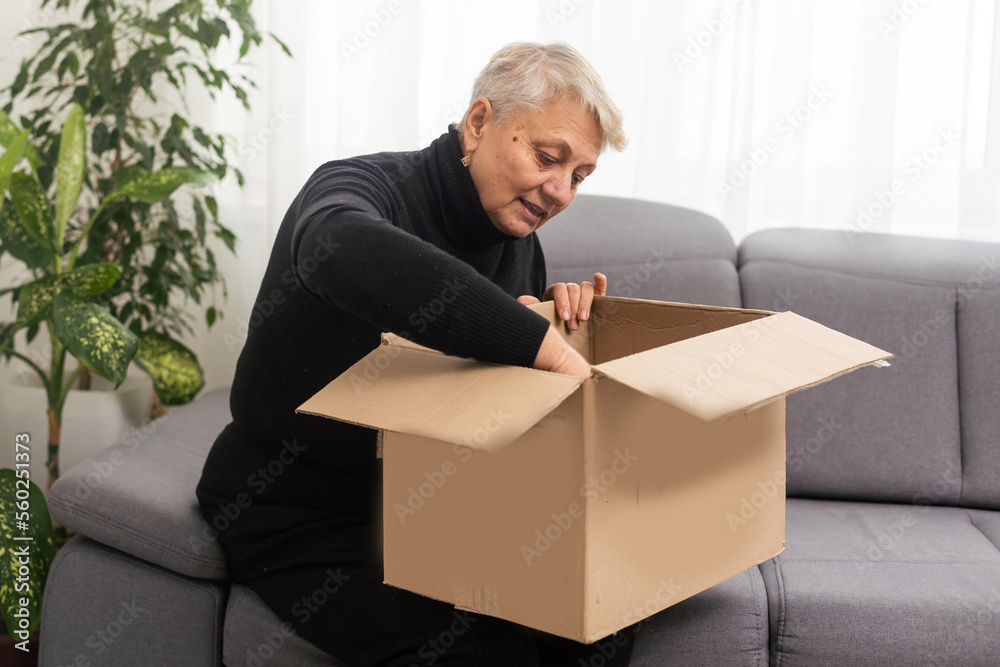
[740,229,1000,510]
[537,194,742,308]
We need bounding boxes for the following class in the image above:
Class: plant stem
[46,408,60,491]
[0,345,55,486]
[46,322,66,490]
[65,198,111,271]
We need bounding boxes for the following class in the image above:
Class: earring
[461,153,472,167]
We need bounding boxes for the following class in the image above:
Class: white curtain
[225,0,1000,241]
[2,0,998,390]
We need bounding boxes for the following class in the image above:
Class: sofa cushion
[740,229,1000,507]
[631,567,769,666]
[46,387,232,580]
[39,535,227,667]
[760,498,1000,666]
[956,288,1000,509]
[224,583,347,666]
[538,194,741,307]
[223,569,769,667]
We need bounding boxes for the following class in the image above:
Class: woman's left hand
[517,272,607,331]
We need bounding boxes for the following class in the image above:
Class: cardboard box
[297,296,891,642]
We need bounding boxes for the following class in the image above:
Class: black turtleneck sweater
[197,128,550,577]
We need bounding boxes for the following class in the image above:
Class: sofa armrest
[47,387,233,580]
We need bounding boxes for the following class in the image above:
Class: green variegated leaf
[133,331,204,405]
[109,164,144,188]
[109,166,215,204]
[0,110,24,148]
[54,104,86,247]
[0,468,58,636]
[0,129,29,195]
[9,172,52,250]
[15,263,121,329]
[16,276,64,329]
[0,198,50,269]
[52,291,138,386]
[0,110,42,169]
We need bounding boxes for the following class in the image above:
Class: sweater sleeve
[289,161,551,368]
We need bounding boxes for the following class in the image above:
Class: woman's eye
[572,174,584,186]
[537,152,557,165]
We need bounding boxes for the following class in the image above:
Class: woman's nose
[540,172,573,208]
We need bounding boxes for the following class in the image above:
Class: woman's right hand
[531,326,591,377]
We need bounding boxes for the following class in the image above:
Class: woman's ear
[462,97,492,153]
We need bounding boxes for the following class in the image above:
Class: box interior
[536,297,773,365]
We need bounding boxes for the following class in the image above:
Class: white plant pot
[0,370,155,493]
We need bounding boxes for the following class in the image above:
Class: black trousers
[203,500,636,667]
[248,554,637,666]
[197,431,638,667]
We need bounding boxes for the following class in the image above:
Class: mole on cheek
[512,136,518,142]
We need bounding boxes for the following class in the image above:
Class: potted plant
[0,106,214,474]
[0,99,213,662]
[0,0,289,656]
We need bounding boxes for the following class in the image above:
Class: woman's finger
[517,295,541,306]
[566,282,582,330]
[593,272,608,296]
[545,283,572,322]
[579,281,595,321]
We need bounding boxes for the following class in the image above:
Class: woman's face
[463,97,602,238]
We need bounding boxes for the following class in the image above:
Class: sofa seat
[224,564,772,667]
[762,498,1000,666]
[40,536,227,667]
[224,583,344,666]
[630,566,769,666]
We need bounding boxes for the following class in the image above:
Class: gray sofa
[38,195,1000,666]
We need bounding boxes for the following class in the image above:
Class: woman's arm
[531,325,591,376]
[289,161,566,370]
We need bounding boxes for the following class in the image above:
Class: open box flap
[296,334,585,452]
[593,311,893,421]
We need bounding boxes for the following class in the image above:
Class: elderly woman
[197,42,633,665]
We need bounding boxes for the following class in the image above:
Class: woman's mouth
[519,198,545,224]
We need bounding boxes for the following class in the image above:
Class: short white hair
[460,42,627,153]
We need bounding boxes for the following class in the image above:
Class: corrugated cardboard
[297,296,892,642]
